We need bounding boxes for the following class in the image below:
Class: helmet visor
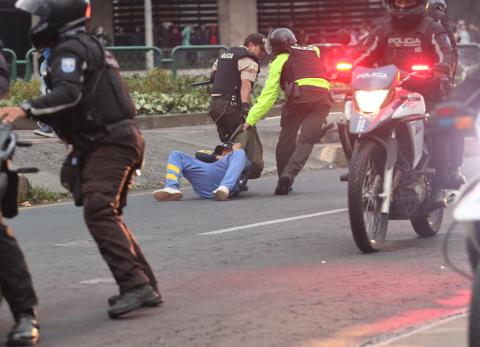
[15,0,44,14]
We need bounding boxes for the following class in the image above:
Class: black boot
[7,314,40,346]
[108,284,162,319]
[274,176,293,195]
[108,289,162,308]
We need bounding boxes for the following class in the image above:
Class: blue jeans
[165,150,248,199]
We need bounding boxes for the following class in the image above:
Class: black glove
[241,102,250,117]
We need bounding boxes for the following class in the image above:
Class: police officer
[0,41,39,346]
[209,33,265,179]
[427,0,458,73]
[353,0,462,205]
[243,28,332,195]
[0,0,160,319]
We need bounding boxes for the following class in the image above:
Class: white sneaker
[152,187,183,201]
[213,186,229,201]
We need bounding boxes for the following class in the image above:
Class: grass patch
[22,185,71,205]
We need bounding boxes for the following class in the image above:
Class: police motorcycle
[335,62,452,253]
[0,124,37,306]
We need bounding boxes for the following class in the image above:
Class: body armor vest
[280,45,328,90]
[211,46,259,96]
[43,34,136,150]
[379,16,437,71]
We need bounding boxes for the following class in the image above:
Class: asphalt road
[0,157,477,347]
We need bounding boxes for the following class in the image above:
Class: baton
[191,80,212,87]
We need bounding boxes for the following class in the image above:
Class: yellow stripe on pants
[167,164,180,174]
[166,173,178,181]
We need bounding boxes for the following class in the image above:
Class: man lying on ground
[153,142,249,201]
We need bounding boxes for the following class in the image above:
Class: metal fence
[170,45,228,79]
[1,49,18,81]
[8,45,228,80]
[107,46,163,71]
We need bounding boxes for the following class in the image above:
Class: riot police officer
[353,0,462,205]
[243,28,332,195]
[427,0,458,73]
[0,41,39,346]
[0,0,160,319]
[209,33,265,179]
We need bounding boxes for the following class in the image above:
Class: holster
[61,150,84,206]
[1,170,18,218]
[284,82,301,102]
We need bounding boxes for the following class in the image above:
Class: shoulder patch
[61,58,76,73]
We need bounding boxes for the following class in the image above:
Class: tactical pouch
[1,171,18,218]
[61,151,84,206]
[284,82,301,101]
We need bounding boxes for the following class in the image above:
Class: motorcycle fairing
[349,97,403,134]
[406,119,425,169]
[349,88,426,135]
[392,90,426,119]
[352,65,399,91]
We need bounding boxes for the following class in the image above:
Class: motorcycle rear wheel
[348,141,388,253]
[411,208,443,237]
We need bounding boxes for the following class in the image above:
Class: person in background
[182,25,192,46]
[33,48,54,138]
[457,20,471,43]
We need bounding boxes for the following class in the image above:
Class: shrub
[0,68,282,115]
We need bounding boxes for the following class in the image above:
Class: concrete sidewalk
[372,313,468,347]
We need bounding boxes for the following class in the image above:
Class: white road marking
[54,240,91,247]
[79,278,115,285]
[198,208,348,236]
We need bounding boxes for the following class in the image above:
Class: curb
[13,103,345,131]
[12,105,283,131]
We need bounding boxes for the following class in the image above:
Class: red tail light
[336,62,353,72]
[411,65,430,71]
[85,0,91,18]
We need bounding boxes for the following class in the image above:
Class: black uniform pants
[277,99,331,179]
[424,94,464,188]
[0,223,37,321]
[81,125,158,294]
[208,97,243,142]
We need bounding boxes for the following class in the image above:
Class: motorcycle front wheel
[348,140,388,253]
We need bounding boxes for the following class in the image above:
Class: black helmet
[429,0,447,12]
[266,28,297,55]
[15,0,91,48]
[383,0,429,20]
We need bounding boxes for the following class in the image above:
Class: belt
[105,118,135,132]
[211,94,240,102]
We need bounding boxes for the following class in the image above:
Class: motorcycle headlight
[354,90,389,114]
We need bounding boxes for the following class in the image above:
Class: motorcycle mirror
[336,29,351,46]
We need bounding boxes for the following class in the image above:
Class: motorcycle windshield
[352,65,399,91]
